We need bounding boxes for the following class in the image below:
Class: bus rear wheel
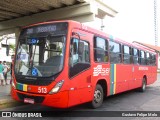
[139,78,146,92]
[90,84,104,108]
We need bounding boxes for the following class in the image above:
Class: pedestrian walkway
[0,80,14,106]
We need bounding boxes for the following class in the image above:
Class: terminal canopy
[0,0,117,35]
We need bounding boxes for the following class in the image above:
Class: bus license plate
[24,98,35,104]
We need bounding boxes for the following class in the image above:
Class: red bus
[11,20,157,108]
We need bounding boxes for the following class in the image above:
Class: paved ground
[0,74,160,120]
[0,79,12,105]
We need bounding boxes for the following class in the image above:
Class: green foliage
[9,44,15,51]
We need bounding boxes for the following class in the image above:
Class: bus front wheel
[90,84,104,108]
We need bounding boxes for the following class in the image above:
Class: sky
[85,0,159,46]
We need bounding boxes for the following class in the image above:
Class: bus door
[68,29,93,107]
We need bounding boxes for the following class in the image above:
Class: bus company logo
[93,65,110,76]
[139,67,148,71]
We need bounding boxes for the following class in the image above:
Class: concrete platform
[0,82,15,106]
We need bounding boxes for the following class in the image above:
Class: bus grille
[17,93,45,103]
[16,79,52,86]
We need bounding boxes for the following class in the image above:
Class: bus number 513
[38,87,47,93]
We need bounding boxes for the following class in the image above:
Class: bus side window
[94,37,108,62]
[109,41,122,64]
[146,52,150,65]
[139,50,145,65]
[69,38,90,78]
[123,45,132,64]
[154,55,156,65]
[70,38,79,66]
[151,54,156,66]
[133,48,138,64]
[138,50,141,65]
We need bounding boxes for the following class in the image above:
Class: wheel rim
[94,89,102,103]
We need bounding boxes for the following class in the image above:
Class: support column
[14,27,20,47]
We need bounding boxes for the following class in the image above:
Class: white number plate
[24,98,34,104]
[38,87,47,93]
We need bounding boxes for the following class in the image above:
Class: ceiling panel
[0,0,86,21]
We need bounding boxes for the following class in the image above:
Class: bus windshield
[15,35,65,77]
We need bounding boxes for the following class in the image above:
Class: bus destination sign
[22,22,68,35]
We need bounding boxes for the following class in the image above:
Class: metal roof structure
[0,0,117,22]
[133,41,160,53]
[0,0,118,35]
[0,0,87,22]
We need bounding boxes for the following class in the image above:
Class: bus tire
[139,78,146,92]
[90,84,104,109]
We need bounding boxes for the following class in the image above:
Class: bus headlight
[12,81,16,89]
[49,80,64,94]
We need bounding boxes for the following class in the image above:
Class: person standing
[0,61,5,86]
[3,61,9,85]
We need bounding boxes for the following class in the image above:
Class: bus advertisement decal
[139,67,148,70]
[93,65,110,76]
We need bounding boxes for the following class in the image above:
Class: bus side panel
[149,66,157,85]
[68,70,93,107]
[131,65,142,89]
[146,66,153,85]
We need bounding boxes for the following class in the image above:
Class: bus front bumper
[11,87,69,108]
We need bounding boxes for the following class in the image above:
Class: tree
[9,43,16,51]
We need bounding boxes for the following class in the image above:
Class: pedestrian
[0,61,5,86]
[3,61,9,85]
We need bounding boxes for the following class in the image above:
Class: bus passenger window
[71,39,79,64]
[70,38,90,66]
[153,55,156,65]
[123,45,132,64]
[94,37,108,62]
[146,52,150,65]
[140,51,146,65]
[109,41,121,64]
[133,48,138,64]
[151,54,156,66]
